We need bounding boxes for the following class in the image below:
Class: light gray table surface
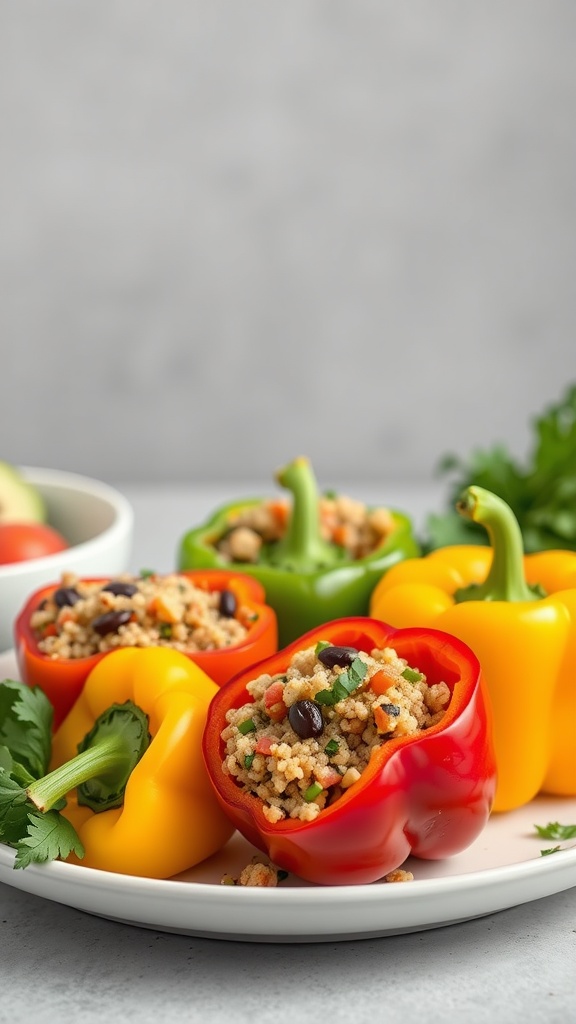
[1,483,575,1024]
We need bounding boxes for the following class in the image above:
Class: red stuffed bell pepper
[15,569,277,729]
[202,617,496,885]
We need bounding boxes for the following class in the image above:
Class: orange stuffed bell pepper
[10,647,234,876]
[15,569,277,728]
[370,485,576,812]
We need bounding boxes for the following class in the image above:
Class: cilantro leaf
[534,821,576,841]
[424,383,576,553]
[0,679,53,779]
[0,770,30,844]
[13,810,84,870]
[315,658,367,706]
[540,845,562,857]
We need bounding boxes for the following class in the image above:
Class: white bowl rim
[0,466,134,581]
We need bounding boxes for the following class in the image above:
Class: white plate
[1,650,575,943]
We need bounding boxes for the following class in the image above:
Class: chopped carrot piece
[374,705,394,734]
[147,594,181,624]
[332,524,349,548]
[370,669,394,696]
[268,500,289,528]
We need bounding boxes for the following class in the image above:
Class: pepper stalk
[26,701,150,814]
[265,456,344,572]
[454,486,544,603]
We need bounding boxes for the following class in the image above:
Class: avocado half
[0,462,45,523]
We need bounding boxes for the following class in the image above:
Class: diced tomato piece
[264,681,284,707]
[255,736,275,756]
[264,681,288,722]
[315,766,342,788]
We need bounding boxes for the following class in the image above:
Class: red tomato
[0,523,68,565]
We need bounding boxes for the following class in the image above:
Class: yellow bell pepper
[370,486,576,813]
[47,646,234,877]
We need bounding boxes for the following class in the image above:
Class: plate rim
[1,649,575,940]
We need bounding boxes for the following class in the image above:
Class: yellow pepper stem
[26,701,150,813]
[454,486,543,603]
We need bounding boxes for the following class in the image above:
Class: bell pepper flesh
[202,617,496,886]
[14,569,278,730]
[50,646,235,878]
[370,486,576,812]
[178,457,420,647]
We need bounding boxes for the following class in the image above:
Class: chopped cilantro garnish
[238,718,256,735]
[314,640,331,657]
[139,568,155,579]
[324,739,339,756]
[540,845,562,856]
[401,667,423,683]
[159,623,172,640]
[534,821,576,840]
[315,657,367,706]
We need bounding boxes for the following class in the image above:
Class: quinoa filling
[216,494,395,564]
[221,641,451,823]
[31,572,254,659]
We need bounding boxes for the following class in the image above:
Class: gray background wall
[1,0,575,486]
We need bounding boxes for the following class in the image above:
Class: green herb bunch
[425,383,576,553]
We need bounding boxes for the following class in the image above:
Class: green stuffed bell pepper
[177,457,420,647]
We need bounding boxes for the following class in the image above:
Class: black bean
[288,700,324,739]
[53,587,81,609]
[218,589,237,617]
[317,645,359,669]
[379,703,401,717]
[101,581,138,597]
[92,610,132,636]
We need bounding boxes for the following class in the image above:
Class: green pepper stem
[454,486,540,603]
[26,701,150,814]
[267,457,339,572]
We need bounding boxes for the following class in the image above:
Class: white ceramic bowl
[0,467,134,652]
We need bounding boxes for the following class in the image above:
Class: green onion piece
[238,718,256,735]
[324,739,339,756]
[303,781,324,802]
[244,753,255,769]
[401,667,423,683]
[314,640,331,657]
